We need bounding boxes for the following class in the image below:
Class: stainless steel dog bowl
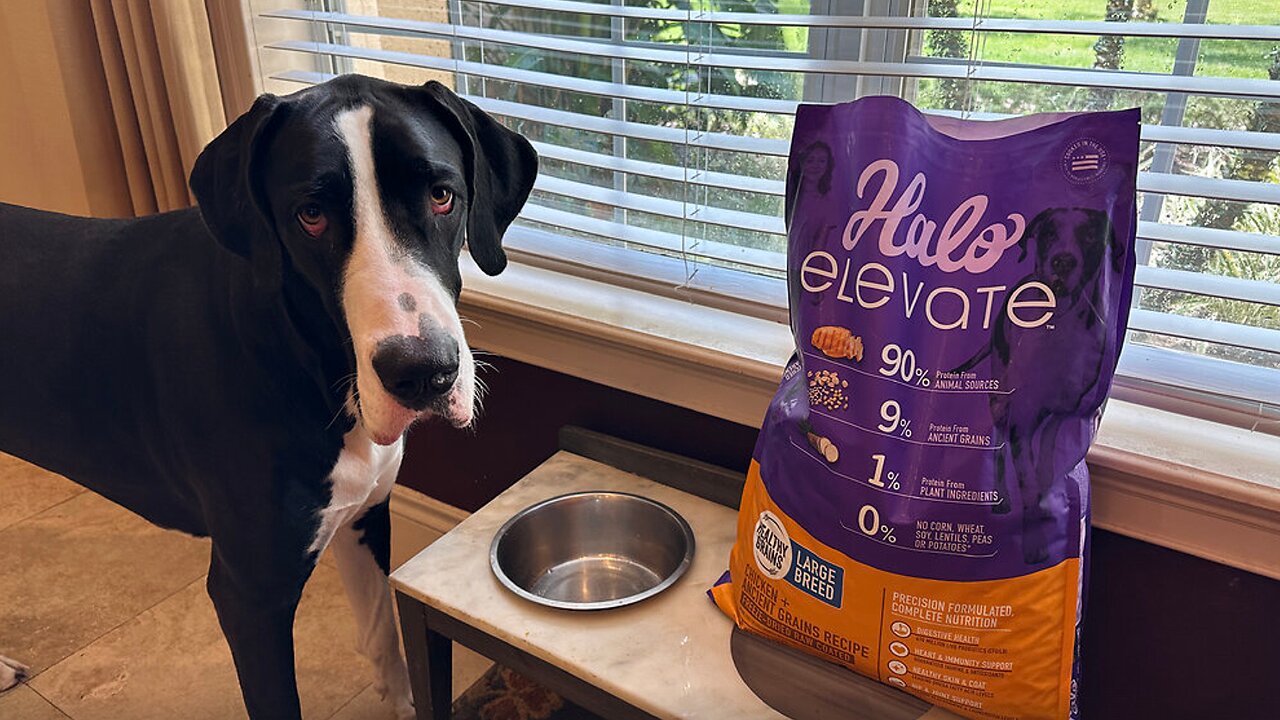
[490,491,695,610]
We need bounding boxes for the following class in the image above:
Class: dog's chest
[1005,301,1106,409]
[309,428,404,554]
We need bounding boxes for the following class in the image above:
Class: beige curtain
[89,0,226,215]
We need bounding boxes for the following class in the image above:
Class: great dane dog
[0,75,537,718]
[956,207,1124,564]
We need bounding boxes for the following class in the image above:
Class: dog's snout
[1050,253,1077,275]
[371,330,460,410]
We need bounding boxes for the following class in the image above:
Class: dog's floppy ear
[1078,208,1122,274]
[1019,208,1056,263]
[189,94,287,258]
[1102,213,1124,274]
[419,81,538,276]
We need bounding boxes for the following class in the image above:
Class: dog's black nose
[371,330,460,410]
[1051,253,1077,275]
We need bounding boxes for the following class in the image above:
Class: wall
[400,354,1280,719]
[1080,530,1279,718]
[399,354,760,512]
[0,2,132,216]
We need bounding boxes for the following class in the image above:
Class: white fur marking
[332,507,413,718]
[317,425,412,718]
[0,655,29,692]
[309,425,402,555]
[334,106,475,444]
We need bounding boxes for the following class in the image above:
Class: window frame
[222,0,1280,438]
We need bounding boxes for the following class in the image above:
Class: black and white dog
[0,75,537,718]
[956,207,1124,564]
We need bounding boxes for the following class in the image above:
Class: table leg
[424,624,452,720]
[396,591,452,720]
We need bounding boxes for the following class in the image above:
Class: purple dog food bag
[712,97,1139,719]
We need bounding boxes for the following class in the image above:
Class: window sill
[460,258,1280,580]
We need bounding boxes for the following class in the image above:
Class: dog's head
[1019,207,1121,305]
[189,75,537,445]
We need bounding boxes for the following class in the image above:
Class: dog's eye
[429,187,453,215]
[296,205,328,237]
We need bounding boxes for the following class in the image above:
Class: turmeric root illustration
[798,420,839,463]
[811,325,863,362]
[810,433,839,463]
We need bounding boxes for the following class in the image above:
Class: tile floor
[0,452,493,719]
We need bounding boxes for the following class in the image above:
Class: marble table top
[391,451,958,720]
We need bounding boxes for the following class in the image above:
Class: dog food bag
[711,97,1139,720]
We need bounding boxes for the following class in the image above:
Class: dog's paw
[373,665,414,720]
[1023,543,1049,565]
[0,655,30,693]
[391,696,415,720]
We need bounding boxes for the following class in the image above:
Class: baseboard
[388,485,470,571]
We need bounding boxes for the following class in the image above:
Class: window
[243,0,1280,431]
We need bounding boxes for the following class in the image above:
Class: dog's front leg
[1022,415,1067,565]
[207,551,315,719]
[332,499,414,719]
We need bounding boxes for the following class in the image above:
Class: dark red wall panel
[397,354,760,512]
[1079,530,1280,718]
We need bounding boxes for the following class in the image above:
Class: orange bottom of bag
[712,461,1078,720]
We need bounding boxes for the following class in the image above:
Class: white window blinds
[245,0,1280,432]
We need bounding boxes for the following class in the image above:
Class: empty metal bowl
[490,491,695,610]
